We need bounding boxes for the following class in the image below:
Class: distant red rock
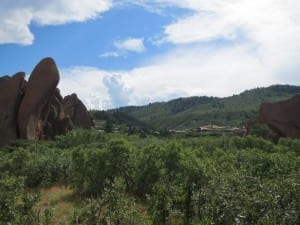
[63,93,92,129]
[256,95,300,138]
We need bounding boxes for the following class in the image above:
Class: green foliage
[0,174,43,225]
[0,145,72,188]
[249,123,277,141]
[278,138,300,155]
[148,181,174,225]
[55,129,108,149]
[91,109,153,133]
[71,179,150,225]
[104,120,113,133]
[71,138,132,197]
[0,174,24,223]
[231,135,275,152]
[97,84,300,130]
[132,144,165,198]
[1,130,299,225]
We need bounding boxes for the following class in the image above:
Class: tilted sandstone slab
[18,58,60,140]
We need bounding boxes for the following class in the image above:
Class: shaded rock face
[63,93,92,129]
[0,72,26,146]
[255,95,300,138]
[0,57,91,146]
[18,58,60,140]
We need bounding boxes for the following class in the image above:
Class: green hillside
[93,85,300,131]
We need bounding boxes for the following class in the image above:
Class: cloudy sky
[0,0,299,109]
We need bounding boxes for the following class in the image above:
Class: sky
[0,0,300,110]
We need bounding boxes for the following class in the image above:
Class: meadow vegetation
[0,129,299,225]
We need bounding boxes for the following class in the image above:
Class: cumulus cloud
[100,37,146,58]
[124,45,276,104]
[114,38,146,53]
[0,0,112,45]
[99,51,122,58]
[0,8,34,45]
[103,75,133,107]
[59,67,114,110]
[161,1,300,74]
[59,43,278,109]
[58,0,300,109]
[136,0,300,86]
[4,0,299,109]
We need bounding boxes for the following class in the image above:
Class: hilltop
[92,85,300,131]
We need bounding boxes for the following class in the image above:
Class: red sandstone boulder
[0,72,26,146]
[256,95,300,138]
[18,58,60,140]
[63,93,92,129]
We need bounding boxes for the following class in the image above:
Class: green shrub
[278,138,300,155]
[71,179,150,225]
[231,135,274,152]
[0,174,41,225]
[71,139,133,197]
[249,123,277,141]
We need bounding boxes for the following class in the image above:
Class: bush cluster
[0,129,299,225]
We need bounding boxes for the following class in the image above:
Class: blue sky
[0,0,300,109]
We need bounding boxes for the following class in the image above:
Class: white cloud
[32,0,112,25]
[99,51,123,58]
[0,8,34,45]
[58,0,300,109]
[59,67,115,110]
[59,43,278,109]
[122,44,277,106]
[114,38,146,53]
[139,0,300,85]
[4,0,300,109]
[103,75,133,106]
[0,0,112,45]
[100,38,146,58]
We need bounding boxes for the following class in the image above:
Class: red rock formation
[43,90,73,139]
[0,57,91,146]
[0,72,26,146]
[63,93,92,129]
[256,95,300,138]
[18,57,60,140]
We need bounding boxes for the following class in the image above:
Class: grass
[34,185,77,225]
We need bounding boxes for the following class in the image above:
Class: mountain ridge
[92,84,300,131]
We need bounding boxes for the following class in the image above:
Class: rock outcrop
[0,72,26,146]
[18,58,60,140]
[63,93,93,129]
[254,95,300,138]
[0,57,92,146]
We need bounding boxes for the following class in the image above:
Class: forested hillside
[93,85,300,130]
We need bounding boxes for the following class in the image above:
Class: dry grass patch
[34,186,79,225]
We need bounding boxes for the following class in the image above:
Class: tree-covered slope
[97,85,300,130]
